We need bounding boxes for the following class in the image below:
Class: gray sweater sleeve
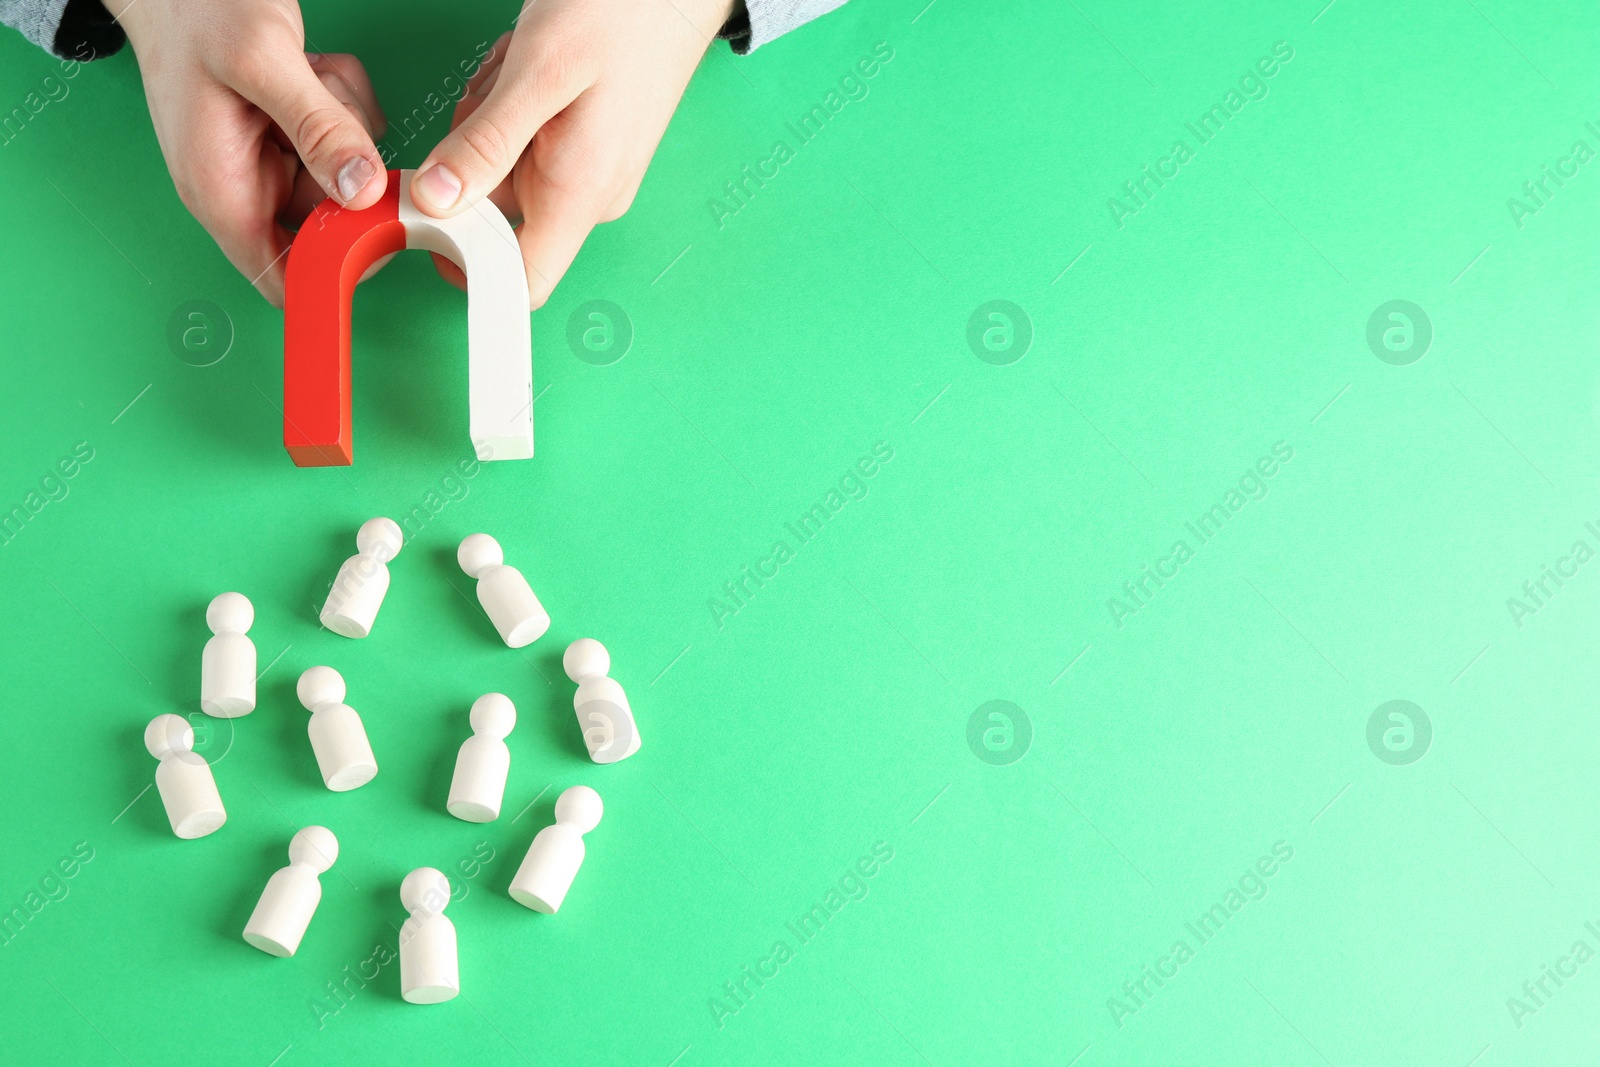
[1,0,124,59]
[4,0,828,61]
[720,0,850,54]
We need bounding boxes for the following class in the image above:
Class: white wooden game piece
[447,693,516,822]
[457,533,549,648]
[243,826,338,957]
[398,177,534,462]
[297,665,378,791]
[399,867,460,1004]
[563,639,640,764]
[320,517,403,638]
[200,591,257,717]
[144,713,226,839]
[509,785,601,914]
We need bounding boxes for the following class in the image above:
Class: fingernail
[416,164,462,211]
[336,157,376,203]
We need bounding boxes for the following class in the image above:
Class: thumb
[230,52,386,209]
[409,56,580,218]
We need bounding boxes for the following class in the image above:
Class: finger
[470,59,503,100]
[214,185,297,307]
[277,54,389,228]
[168,94,299,306]
[224,47,386,210]
[308,53,386,139]
[360,252,397,283]
[511,164,604,309]
[448,93,517,219]
[602,179,639,223]
[464,32,510,97]
[430,251,467,291]
[282,166,327,227]
[253,223,296,306]
[409,35,588,217]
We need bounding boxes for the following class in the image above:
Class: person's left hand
[113,0,390,306]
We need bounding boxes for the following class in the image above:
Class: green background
[3,0,1599,1063]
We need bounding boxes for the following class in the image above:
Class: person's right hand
[408,0,736,309]
[112,0,388,306]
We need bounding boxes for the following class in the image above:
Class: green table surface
[4,0,1600,1063]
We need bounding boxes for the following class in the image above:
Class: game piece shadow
[119,722,170,839]
[495,792,557,900]
[535,647,589,763]
[221,838,287,951]
[264,672,324,792]
[300,527,352,626]
[369,883,409,1003]
[432,545,491,640]
[419,700,464,819]
[166,599,201,710]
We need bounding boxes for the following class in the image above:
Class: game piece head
[555,785,603,833]
[289,826,339,872]
[456,532,504,579]
[563,638,610,682]
[469,693,517,739]
[297,665,347,711]
[144,713,194,759]
[400,867,452,913]
[357,517,403,563]
[206,591,254,635]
